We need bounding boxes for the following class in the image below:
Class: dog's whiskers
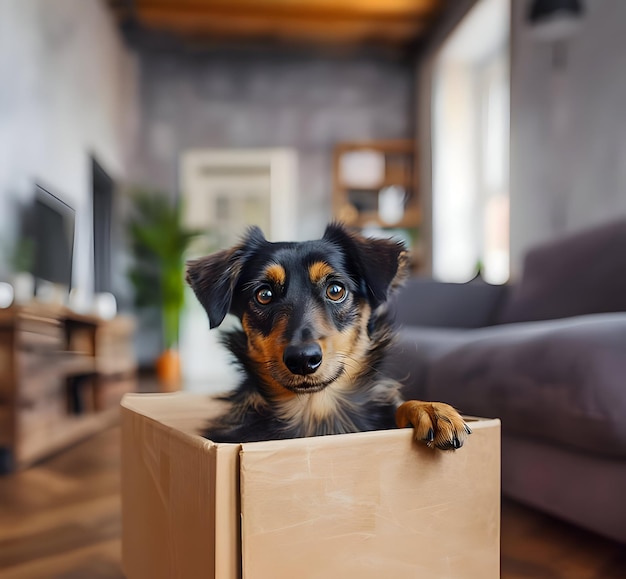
[337,353,380,377]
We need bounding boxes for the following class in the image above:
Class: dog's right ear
[186,227,266,329]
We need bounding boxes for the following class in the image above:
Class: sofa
[385,219,626,544]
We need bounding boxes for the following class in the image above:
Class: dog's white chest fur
[276,387,357,437]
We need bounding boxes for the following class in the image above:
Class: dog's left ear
[323,223,409,309]
[186,227,266,328]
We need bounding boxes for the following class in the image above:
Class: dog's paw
[396,400,472,450]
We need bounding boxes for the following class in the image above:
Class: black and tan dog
[186,223,470,449]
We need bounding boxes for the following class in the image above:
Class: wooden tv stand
[0,303,137,473]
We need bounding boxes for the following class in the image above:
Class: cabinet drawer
[18,315,62,337]
[17,347,57,376]
[18,372,64,404]
[17,390,66,433]
[17,329,63,352]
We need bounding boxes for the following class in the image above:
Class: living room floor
[1,424,625,578]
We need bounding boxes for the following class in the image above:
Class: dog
[185,223,471,449]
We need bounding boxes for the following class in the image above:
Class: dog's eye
[255,286,273,306]
[326,283,347,303]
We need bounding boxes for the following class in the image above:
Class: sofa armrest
[390,277,508,329]
[425,313,626,458]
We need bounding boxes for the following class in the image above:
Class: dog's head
[186,223,408,397]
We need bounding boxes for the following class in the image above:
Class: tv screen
[32,185,75,289]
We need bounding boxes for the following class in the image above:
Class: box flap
[121,392,229,435]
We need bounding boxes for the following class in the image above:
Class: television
[32,185,75,290]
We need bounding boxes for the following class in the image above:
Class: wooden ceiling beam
[135,6,424,43]
[133,0,440,20]
[134,4,433,26]
[109,0,441,46]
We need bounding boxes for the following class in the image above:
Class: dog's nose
[283,343,322,375]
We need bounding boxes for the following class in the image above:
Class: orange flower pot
[156,348,181,392]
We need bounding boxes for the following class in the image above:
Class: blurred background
[2,0,622,368]
[1,0,626,576]
[2,0,625,373]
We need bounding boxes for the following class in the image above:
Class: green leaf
[126,188,210,349]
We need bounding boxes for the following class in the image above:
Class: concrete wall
[510,0,626,272]
[0,0,139,292]
[132,49,414,241]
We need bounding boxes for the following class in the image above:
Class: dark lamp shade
[527,0,584,42]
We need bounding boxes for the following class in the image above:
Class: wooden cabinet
[0,304,137,473]
[332,139,421,267]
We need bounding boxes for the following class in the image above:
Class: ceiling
[108,0,444,50]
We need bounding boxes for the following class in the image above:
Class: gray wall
[418,0,626,276]
[131,49,414,241]
[510,0,626,272]
[0,0,139,293]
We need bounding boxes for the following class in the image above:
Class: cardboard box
[121,393,500,579]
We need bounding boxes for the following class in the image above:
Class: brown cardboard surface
[121,394,240,579]
[240,421,500,578]
[122,393,500,579]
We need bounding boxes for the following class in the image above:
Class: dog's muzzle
[283,343,322,375]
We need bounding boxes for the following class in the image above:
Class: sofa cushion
[498,219,626,324]
[424,314,626,457]
[392,278,507,329]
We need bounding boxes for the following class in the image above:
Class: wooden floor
[1,424,625,578]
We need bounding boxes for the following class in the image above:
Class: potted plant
[127,190,203,391]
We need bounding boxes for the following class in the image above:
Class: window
[432,0,510,284]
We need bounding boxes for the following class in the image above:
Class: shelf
[351,207,421,229]
[342,180,414,192]
[334,139,415,154]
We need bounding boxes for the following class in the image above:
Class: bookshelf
[332,139,421,268]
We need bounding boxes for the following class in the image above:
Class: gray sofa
[385,219,626,543]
